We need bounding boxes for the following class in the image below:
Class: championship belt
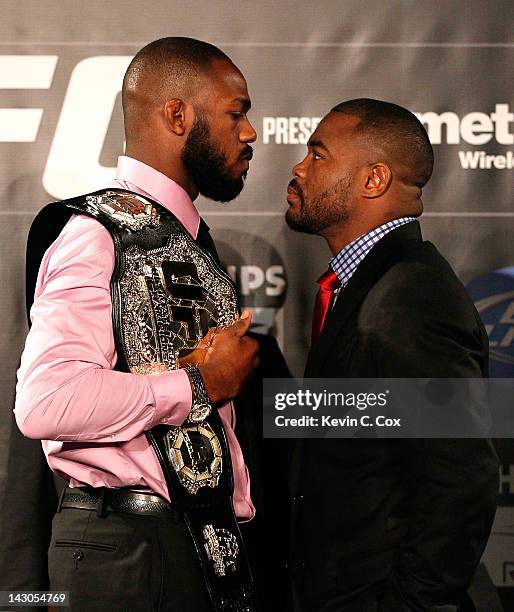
[59,189,256,612]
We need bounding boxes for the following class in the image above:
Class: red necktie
[311,268,340,345]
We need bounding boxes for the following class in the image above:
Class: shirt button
[73,549,84,561]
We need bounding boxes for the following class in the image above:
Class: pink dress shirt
[15,155,255,520]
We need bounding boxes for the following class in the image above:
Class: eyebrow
[307,138,329,151]
[232,96,251,111]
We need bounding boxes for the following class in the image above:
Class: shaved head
[122,37,235,144]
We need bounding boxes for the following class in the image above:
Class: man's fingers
[201,328,217,343]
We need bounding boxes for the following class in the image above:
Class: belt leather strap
[147,417,256,612]
[59,486,174,518]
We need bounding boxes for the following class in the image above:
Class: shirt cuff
[146,368,192,427]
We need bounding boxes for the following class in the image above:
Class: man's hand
[178,329,217,367]
[199,309,259,405]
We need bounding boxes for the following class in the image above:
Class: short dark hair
[122,37,233,142]
[331,98,434,187]
[123,37,231,96]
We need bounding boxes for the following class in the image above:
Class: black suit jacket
[236,332,291,611]
[289,221,499,611]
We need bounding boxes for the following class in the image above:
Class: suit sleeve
[368,268,499,611]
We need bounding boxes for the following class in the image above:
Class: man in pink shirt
[16,37,260,612]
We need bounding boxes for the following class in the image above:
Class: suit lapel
[304,221,423,377]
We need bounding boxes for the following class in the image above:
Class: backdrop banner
[0,1,512,608]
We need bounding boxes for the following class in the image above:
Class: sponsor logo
[467,267,514,376]
[226,264,286,300]
[0,55,58,142]
[216,231,287,340]
[457,150,513,169]
[415,105,514,170]
[415,105,513,146]
[0,54,131,199]
[262,117,321,144]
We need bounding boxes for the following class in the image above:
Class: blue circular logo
[466,267,514,377]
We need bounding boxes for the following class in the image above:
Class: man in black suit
[285,99,499,611]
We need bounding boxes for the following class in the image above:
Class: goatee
[181,114,245,203]
[286,177,352,234]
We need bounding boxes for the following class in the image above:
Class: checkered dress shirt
[330,217,416,299]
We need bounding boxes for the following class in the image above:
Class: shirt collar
[113,155,200,238]
[330,217,416,290]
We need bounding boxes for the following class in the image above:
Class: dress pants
[48,506,211,612]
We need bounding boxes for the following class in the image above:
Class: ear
[164,98,189,136]
[362,163,392,199]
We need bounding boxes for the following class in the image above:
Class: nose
[241,117,257,143]
[293,155,308,179]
